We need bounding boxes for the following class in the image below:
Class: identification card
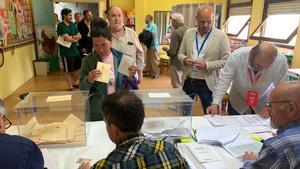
[246,90,259,107]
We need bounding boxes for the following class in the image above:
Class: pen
[191,128,198,142]
[251,136,265,143]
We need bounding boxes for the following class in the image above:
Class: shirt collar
[277,120,300,134]
[196,27,212,37]
[117,133,145,147]
[112,26,126,39]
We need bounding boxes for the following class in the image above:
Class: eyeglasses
[2,115,12,129]
[265,101,291,112]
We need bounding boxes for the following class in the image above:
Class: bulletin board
[0,0,34,47]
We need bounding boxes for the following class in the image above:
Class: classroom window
[250,0,300,48]
[250,14,299,45]
[223,15,250,40]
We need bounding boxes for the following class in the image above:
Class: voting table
[7,115,272,169]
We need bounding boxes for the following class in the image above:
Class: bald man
[108,6,144,82]
[241,81,300,168]
[178,5,230,113]
[207,42,288,117]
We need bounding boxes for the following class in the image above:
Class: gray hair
[171,13,184,24]
[0,99,7,116]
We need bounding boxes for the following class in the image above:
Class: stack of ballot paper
[177,143,226,169]
[196,127,240,146]
[205,115,270,127]
[21,114,85,145]
[224,137,263,158]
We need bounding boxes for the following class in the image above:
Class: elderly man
[207,42,288,118]
[241,81,300,168]
[163,13,188,88]
[144,14,159,79]
[178,5,230,112]
[79,90,189,169]
[0,99,44,169]
[108,6,144,82]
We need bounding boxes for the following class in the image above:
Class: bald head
[196,5,214,35]
[271,81,300,105]
[250,42,278,72]
[269,81,300,129]
[108,6,124,32]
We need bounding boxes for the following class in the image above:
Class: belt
[187,77,206,85]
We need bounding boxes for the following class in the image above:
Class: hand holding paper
[96,62,111,83]
[118,54,135,77]
[56,36,72,48]
[87,69,102,83]
[128,65,137,78]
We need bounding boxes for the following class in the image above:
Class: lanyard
[248,68,262,88]
[195,28,212,57]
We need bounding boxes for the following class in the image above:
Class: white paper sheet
[148,92,171,98]
[56,36,72,48]
[205,115,270,127]
[240,126,272,133]
[196,127,240,146]
[41,148,59,169]
[96,62,111,83]
[118,54,135,76]
[46,95,72,102]
[224,137,263,158]
[187,143,221,163]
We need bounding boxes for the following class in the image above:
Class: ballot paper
[22,114,85,145]
[196,127,240,146]
[240,126,272,133]
[46,95,72,102]
[148,92,171,98]
[187,143,221,163]
[205,115,270,127]
[96,62,111,83]
[224,137,263,158]
[56,36,72,48]
[118,54,135,76]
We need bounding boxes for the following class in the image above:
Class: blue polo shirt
[146,23,159,50]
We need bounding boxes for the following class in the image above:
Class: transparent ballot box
[13,91,88,148]
[133,88,193,140]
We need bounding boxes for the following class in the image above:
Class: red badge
[246,90,259,107]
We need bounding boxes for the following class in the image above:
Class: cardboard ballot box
[14,91,88,148]
[133,88,193,140]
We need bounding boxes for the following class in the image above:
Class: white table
[7,116,270,169]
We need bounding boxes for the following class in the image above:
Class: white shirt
[111,27,144,70]
[212,46,288,114]
[189,30,210,79]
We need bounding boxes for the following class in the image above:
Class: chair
[159,53,170,74]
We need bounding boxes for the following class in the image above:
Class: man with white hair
[163,13,188,88]
[0,99,44,169]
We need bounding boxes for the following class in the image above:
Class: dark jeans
[228,101,255,115]
[183,78,212,114]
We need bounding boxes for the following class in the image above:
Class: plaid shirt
[241,121,300,169]
[92,133,189,169]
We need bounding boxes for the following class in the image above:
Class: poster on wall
[0,0,33,46]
